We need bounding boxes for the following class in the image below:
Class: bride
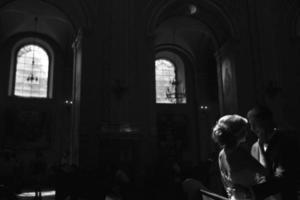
[212,115,280,200]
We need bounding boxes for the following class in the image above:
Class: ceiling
[154,16,216,61]
[0,0,77,50]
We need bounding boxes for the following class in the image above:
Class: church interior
[0,0,300,199]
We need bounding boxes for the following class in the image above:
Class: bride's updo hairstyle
[212,114,248,148]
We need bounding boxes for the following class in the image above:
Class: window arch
[9,37,54,98]
[155,52,186,104]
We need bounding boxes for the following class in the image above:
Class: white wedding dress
[218,148,281,200]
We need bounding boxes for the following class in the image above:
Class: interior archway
[0,0,79,188]
[148,1,237,166]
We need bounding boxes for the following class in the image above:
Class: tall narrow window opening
[14,44,49,98]
[155,58,186,104]
[9,37,54,98]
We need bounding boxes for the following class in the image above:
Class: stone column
[70,29,83,165]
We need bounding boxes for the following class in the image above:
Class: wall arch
[0,0,95,32]
[146,0,239,47]
[146,0,235,163]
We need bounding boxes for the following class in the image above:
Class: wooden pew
[199,189,228,200]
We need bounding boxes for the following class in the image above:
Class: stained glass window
[155,59,177,104]
[14,44,49,98]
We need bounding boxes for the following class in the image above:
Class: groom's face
[248,118,268,143]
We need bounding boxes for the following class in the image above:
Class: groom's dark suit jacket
[251,130,300,200]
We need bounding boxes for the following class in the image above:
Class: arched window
[155,57,186,104]
[9,38,54,98]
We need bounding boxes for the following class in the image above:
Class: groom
[246,105,299,200]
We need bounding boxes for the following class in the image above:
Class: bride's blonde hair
[212,114,248,148]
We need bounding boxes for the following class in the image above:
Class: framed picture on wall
[220,58,237,114]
